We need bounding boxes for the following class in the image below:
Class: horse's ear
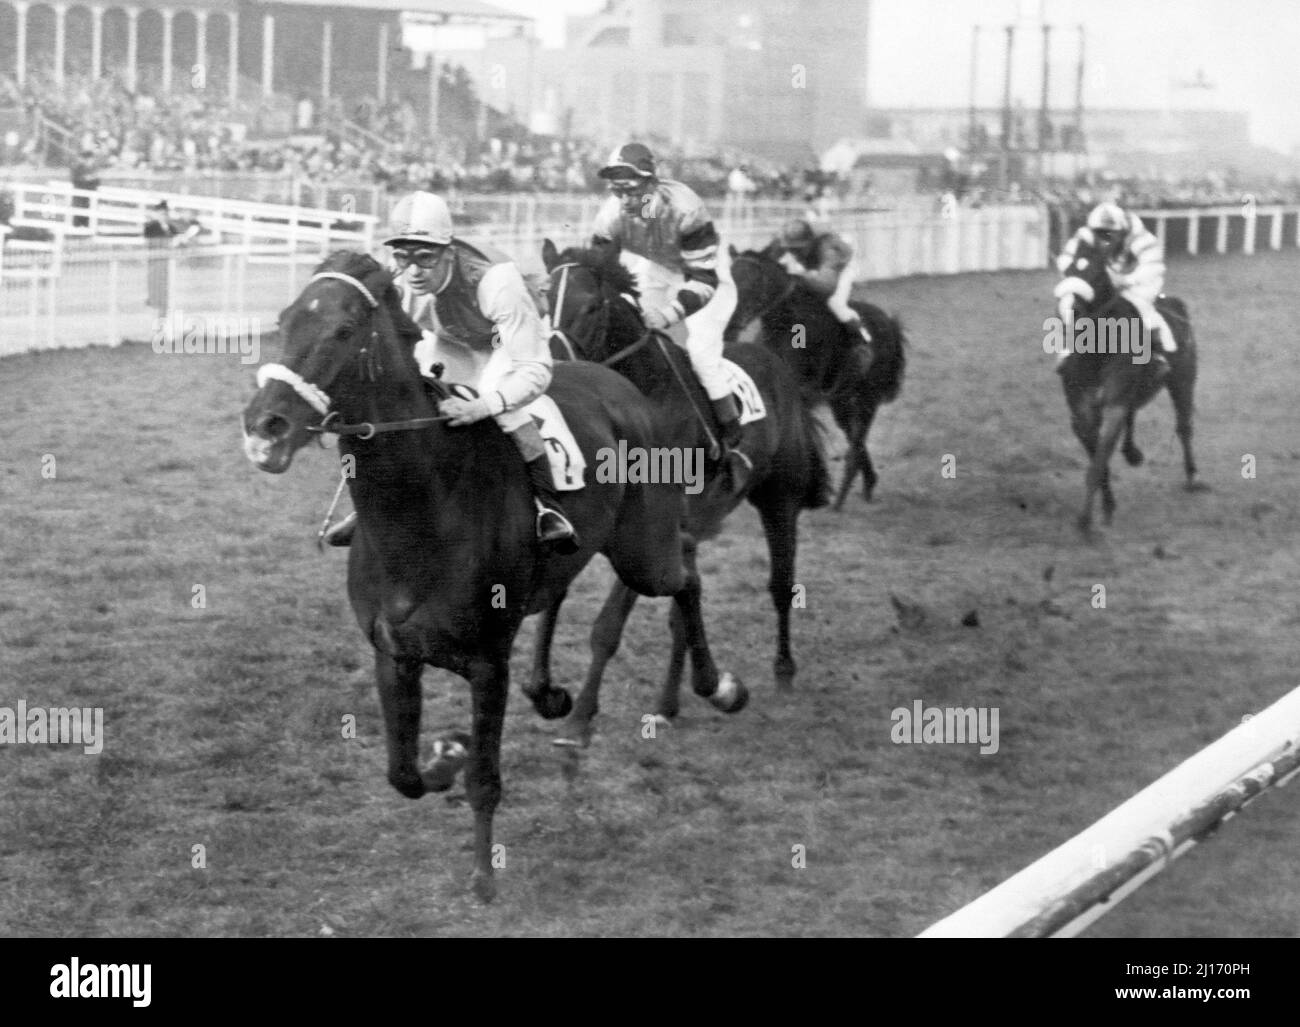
[728,243,737,258]
[541,238,558,271]
[380,281,423,350]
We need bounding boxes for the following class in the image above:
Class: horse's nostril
[256,413,291,441]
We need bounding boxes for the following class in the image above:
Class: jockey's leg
[1123,291,1173,381]
[500,411,580,555]
[682,307,752,493]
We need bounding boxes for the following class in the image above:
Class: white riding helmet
[384,191,454,247]
[1086,202,1128,233]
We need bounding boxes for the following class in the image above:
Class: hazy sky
[490,0,1300,152]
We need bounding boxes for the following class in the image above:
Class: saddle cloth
[523,393,586,491]
[722,358,766,425]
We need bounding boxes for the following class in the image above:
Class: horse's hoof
[1123,448,1144,466]
[421,736,469,792]
[471,870,496,904]
[553,720,593,749]
[531,687,573,721]
[775,673,795,693]
[652,713,673,728]
[708,672,749,714]
[1184,479,1211,493]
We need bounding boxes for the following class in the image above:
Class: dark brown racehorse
[1055,232,1203,536]
[725,244,906,508]
[241,252,743,901]
[541,239,829,741]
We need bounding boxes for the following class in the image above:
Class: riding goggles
[392,246,446,270]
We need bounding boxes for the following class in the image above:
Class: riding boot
[524,455,581,555]
[323,511,357,547]
[711,394,752,495]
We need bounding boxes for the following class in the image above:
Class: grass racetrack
[1,248,1298,937]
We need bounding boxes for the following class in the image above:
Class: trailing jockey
[590,141,752,490]
[1056,200,1174,378]
[324,190,580,553]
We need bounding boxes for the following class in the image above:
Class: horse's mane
[314,250,424,349]
[560,244,641,300]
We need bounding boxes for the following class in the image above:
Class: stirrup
[322,511,357,548]
[723,447,754,495]
[535,500,580,555]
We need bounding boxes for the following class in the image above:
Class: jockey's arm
[1118,221,1165,296]
[802,233,852,296]
[477,262,553,413]
[1055,230,1083,275]
[666,219,720,323]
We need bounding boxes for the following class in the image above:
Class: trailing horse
[241,252,744,901]
[541,239,829,741]
[1054,232,1203,536]
[725,244,906,508]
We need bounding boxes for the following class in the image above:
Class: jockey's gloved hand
[439,395,499,427]
[644,306,676,331]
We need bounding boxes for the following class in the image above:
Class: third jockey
[590,142,750,485]
[326,190,579,553]
[1057,200,1174,376]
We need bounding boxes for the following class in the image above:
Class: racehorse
[541,239,830,741]
[241,252,745,901]
[1054,231,1202,536]
[725,244,906,509]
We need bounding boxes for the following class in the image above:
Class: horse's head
[1054,228,1119,323]
[242,250,424,473]
[541,237,642,364]
[725,243,793,341]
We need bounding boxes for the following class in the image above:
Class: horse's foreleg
[1120,408,1144,466]
[375,652,425,799]
[523,589,573,720]
[830,397,860,511]
[1080,404,1127,535]
[674,536,748,714]
[854,401,880,502]
[562,581,639,747]
[758,498,799,691]
[655,604,689,721]
[465,657,508,903]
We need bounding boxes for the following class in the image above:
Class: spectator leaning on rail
[322,190,579,553]
[590,142,750,487]
[1056,201,1175,377]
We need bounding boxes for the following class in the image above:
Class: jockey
[590,142,747,468]
[771,218,872,348]
[325,190,579,553]
[1056,201,1174,375]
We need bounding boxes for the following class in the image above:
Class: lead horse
[725,244,906,509]
[241,252,744,901]
[1055,231,1203,536]
[541,239,829,743]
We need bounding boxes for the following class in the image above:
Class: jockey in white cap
[590,142,748,478]
[1056,201,1175,375]
[324,190,579,552]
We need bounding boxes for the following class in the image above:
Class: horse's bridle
[729,251,797,330]
[256,271,456,440]
[548,262,655,368]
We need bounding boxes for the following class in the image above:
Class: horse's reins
[550,262,721,458]
[256,270,456,441]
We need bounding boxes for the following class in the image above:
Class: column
[1270,207,1283,250]
[227,11,239,102]
[377,22,388,104]
[53,3,67,87]
[1187,212,1198,256]
[161,8,174,92]
[427,53,439,137]
[1216,213,1228,255]
[91,6,104,81]
[126,8,140,92]
[1243,208,1256,255]
[321,20,332,98]
[196,11,208,85]
[14,2,29,87]
[261,14,274,97]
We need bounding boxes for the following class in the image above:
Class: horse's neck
[608,306,709,446]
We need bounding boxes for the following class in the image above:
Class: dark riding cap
[779,218,817,252]
[599,142,657,181]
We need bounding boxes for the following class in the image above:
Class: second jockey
[590,142,749,482]
[1057,201,1174,376]
[325,191,579,553]
[771,217,873,349]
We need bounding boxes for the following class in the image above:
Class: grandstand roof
[252,0,530,19]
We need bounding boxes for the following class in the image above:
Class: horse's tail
[872,313,908,405]
[798,397,832,511]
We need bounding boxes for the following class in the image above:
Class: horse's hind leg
[673,535,748,714]
[1121,408,1144,466]
[375,652,426,799]
[855,402,880,502]
[464,657,508,903]
[757,495,799,691]
[1169,372,1204,491]
[830,395,861,511]
[656,601,689,721]
[523,588,574,720]
[560,581,639,747]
